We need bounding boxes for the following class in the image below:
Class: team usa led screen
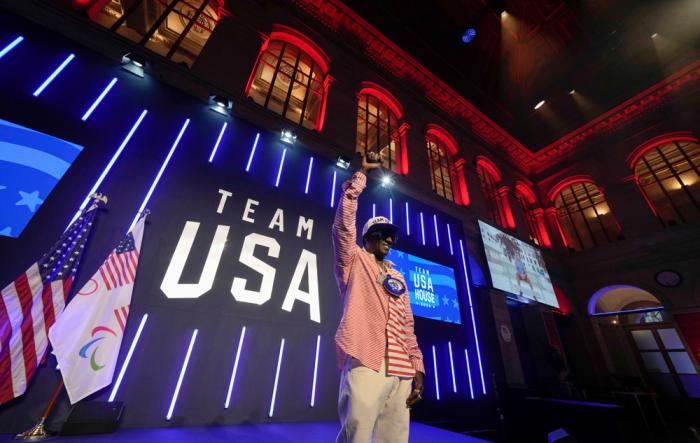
[386,249,461,324]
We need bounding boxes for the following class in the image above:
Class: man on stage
[332,150,425,443]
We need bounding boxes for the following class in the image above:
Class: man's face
[367,231,395,258]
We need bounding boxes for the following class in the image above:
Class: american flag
[0,204,98,405]
[98,231,139,290]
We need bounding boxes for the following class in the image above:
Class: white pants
[336,358,413,443]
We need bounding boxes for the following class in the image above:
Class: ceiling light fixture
[534,100,545,110]
[651,33,658,39]
[569,89,576,95]
[462,28,477,44]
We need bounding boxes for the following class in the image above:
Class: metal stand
[15,380,64,441]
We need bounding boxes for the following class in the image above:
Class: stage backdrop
[0,12,489,430]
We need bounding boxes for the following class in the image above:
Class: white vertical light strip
[432,345,440,400]
[81,77,118,121]
[448,341,457,393]
[245,132,261,172]
[372,203,376,218]
[389,198,393,222]
[108,313,148,402]
[420,212,426,245]
[275,148,287,187]
[433,214,440,246]
[67,109,148,230]
[166,329,198,420]
[310,334,321,407]
[129,118,190,232]
[447,224,454,255]
[225,326,247,409]
[33,53,75,96]
[330,171,338,207]
[464,348,475,399]
[405,202,410,236]
[208,122,228,163]
[460,239,486,394]
[0,35,24,60]
[304,156,314,194]
[269,338,286,417]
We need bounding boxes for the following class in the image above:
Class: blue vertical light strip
[108,313,148,402]
[330,171,337,207]
[420,212,426,245]
[433,214,440,246]
[225,326,247,409]
[0,36,24,60]
[166,329,198,420]
[245,132,261,172]
[405,202,410,236]
[275,148,287,187]
[432,345,440,400]
[459,239,486,394]
[447,224,454,256]
[389,198,393,222]
[208,122,228,163]
[81,77,118,121]
[128,118,190,232]
[448,341,457,393]
[310,334,321,407]
[33,53,75,97]
[464,348,475,399]
[67,109,148,230]
[269,338,286,417]
[372,203,376,218]
[304,156,314,194]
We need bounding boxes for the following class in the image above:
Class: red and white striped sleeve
[332,171,366,289]
[403,293,425,374]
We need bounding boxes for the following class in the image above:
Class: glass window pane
[668,352,698,375]
[658,328,684,349]
[632,329,659,350]
[640,351,670,373]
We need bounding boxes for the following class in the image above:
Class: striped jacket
[332,171,425,374]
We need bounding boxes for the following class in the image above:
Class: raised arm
[332,151,384,287]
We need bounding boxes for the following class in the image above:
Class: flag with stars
[49,215,146,404]
[0,202,98,405]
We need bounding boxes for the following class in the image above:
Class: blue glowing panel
[386,249,461,324]
[0,119,83,237]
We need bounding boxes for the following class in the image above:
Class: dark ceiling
[342,0,700,150]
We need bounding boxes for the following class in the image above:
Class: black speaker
[60,401,124,435]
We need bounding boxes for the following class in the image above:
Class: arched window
[355,83,408,174]
[629,134,700,227]
[245,25,331,131]
[88,0,226,67]
[549,178,622,251]
[424,125,469,206]
[476,157,512,229]
[515,181,550,247]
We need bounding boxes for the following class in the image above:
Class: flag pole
[14,193,107,441]
[14,380,64,441]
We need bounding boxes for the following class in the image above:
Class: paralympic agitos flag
[49,216,145,404]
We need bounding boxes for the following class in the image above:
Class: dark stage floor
[3,421,490,442]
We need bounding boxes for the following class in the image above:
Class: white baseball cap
[362,216,399,239]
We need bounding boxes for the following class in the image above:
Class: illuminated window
[89,0,224,67]
[245,26,330,131]
[355,83,407,174]
[425,132,455,202]
[515,182,546,246]
[476,157,508,229]
[552,180,622,251]
[632,138,700,227]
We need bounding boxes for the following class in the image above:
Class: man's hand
[360,147,388,174]
[406,371,424,408]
